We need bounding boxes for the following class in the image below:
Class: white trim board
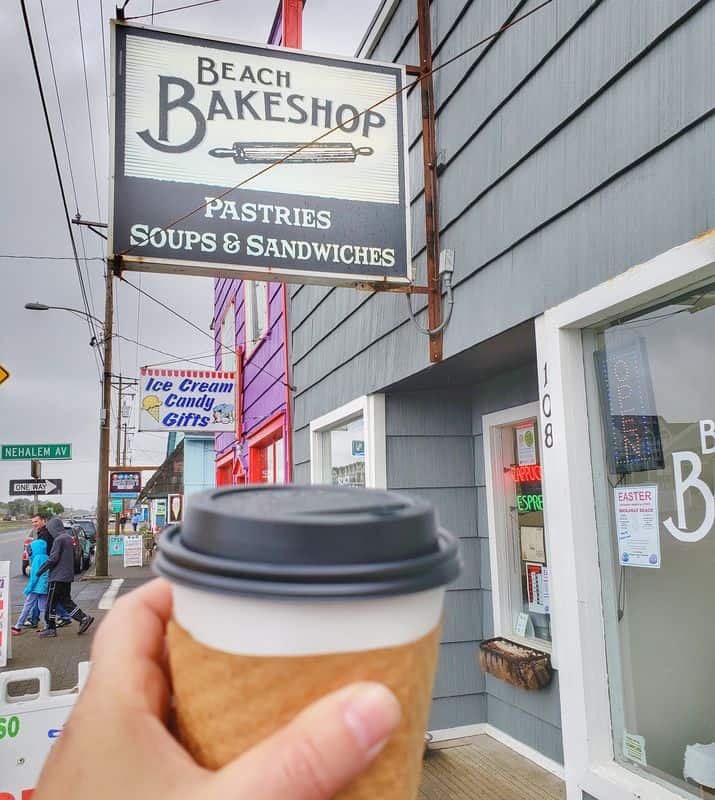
[535,232,715,800]
[428,722,565,780]
[481,401,559,668]
[309,395,387,489]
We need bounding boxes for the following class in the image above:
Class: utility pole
[95,265,113,577]
[122,423,128,466]
[114,374,123,536]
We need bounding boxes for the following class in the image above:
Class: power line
[125,0,223,21]
[141,349,216,369]
[118,0,554,259]
[39,0,103,374]
[119,275,294,389]
[20,0,101,382]
[76,0,103,219]
[0,254,105,261]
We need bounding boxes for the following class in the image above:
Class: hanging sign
[594,338,664,474]
[614,484,661,568]
[139,368,236,432]
[109,471,142,497]
[110,23,410,288]
[168,494,184,523]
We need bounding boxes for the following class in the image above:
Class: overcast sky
[0,0,381,509]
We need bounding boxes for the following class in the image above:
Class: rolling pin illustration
[208,141,374,165]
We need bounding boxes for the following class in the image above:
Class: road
[1,529,154,692]
[0,525,30,605]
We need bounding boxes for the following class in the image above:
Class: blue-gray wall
[472,365,563,763]
[290,0,713,760]
[290,0,714,434]
[183,435,216,497]
[356,364,564,758]
[384,387,486,730]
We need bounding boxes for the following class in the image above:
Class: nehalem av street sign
[1,444,72,460]
[109,23,410,288]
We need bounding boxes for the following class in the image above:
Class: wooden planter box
[478,637,553,691]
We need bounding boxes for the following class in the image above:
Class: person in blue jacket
[11,538,50,634]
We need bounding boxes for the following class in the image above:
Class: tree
[38,501,64,517]
[8,499,32,517]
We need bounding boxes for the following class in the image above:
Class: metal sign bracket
[365,0,447,362]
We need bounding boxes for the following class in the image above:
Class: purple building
[212,2,300,487]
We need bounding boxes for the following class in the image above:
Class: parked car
[63,521,90,573]
[22,522,89,574]
[72,518,96,547]
[21,530,35,576]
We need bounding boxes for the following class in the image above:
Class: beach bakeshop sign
[109,23,410,288]
[139,368,236,432]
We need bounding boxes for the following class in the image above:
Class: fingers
[210,682,401,800]
[89,579,174,716]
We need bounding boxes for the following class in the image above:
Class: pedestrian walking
[11,538,49,634]
[36,516,94,638]
[28,513,72,627]
[120,514,128,533]
[131,510,141,532]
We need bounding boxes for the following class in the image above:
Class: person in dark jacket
[36,517,94,637]
[28,513,72,627]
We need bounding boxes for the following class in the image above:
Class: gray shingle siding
[289,0,713,761]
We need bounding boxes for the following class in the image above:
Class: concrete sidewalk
[3,554,157,692]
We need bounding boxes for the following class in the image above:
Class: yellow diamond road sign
[0,365,8,386]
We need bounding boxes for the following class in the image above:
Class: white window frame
[535,234,715,800]
[244,280,269,358]
[309,395,386,489]
[220,299,236,372]
[483,401,557,667]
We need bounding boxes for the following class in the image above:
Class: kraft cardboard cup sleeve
[154,485,461,799]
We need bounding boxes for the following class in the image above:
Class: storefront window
[220,301,236,372]
[484,404,553,650]
[248,414,286,484]
[328,417,366,487]
[244,281,268,356]
[585,283,715,796]
[310,396,386,489]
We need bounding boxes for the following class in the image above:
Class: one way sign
[9,479,63,496]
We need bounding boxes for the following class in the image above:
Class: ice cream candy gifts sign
[139,368,236,432]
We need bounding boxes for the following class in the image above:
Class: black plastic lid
[153,485,461,598]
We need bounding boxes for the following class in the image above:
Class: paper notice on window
[520,526,546,563]
[614,485,660,568]
[623,732,647,766]
[516,422,537,466]
[526,562,550,615]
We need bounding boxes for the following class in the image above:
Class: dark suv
[72,519,96,545]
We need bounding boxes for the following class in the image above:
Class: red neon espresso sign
[510,464,542,482]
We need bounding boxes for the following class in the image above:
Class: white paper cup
[155,485,461,799]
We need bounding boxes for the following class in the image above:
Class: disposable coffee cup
[154,484,461,799]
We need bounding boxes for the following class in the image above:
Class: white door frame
[534,232,715,800]
[482,401,559,666]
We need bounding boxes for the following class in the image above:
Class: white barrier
[0,662,89,799]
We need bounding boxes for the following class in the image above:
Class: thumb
[208,682,401,800]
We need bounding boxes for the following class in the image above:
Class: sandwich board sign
[0,662,90,799]
[109,22,410,288]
